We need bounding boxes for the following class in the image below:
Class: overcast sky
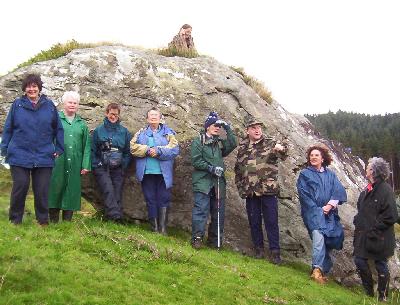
[1,0,399,115]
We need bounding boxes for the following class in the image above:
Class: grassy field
[0,167,398,305]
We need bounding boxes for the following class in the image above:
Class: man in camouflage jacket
[234,117,288,264]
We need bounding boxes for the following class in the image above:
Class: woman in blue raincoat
[296,143,347,284]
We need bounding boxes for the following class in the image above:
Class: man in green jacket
[191,111,237,249]
[48,91,91,222]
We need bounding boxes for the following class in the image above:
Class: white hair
[368,157,391,181]
[62,91,80,103]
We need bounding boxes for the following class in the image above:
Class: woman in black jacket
[353,157,398,301]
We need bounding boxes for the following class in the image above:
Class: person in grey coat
[353,157,398,302]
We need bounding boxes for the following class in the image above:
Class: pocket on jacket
[365,230,384,254]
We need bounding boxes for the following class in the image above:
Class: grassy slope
[0,168,394,305]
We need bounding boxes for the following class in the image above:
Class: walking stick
[217,176,221,249]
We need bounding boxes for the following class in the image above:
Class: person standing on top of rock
[190,111,237,249]
[353,157,398,302]
[234,117,288,264]
[130,107,179,235]
[48,91,91,223]
[296,143,347,284]
[0,73,64,226]
[168,24,196,52]
[91,103,132,223]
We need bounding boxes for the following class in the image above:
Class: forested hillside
[306,111,400,191]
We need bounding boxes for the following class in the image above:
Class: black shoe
[191,237,203,250]
[49,208,60,223]
[149,218,158,232]
[158,207,168,235]
[206,240,221,249]
[114,218,126,225]
[270,249,282,265]
[254,247,265,259]
[62,210,73,222]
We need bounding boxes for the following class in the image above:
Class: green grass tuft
[157,46,199,58]
[230,66,273,104]
[15,40,124,70]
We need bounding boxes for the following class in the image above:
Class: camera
[100,140,112,151]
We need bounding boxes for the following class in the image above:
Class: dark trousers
[191,188,225,246]
[246,195,280,250]
[141,174,171,219]
[354,256,389,277]
[93,167,124,220]
[9,166,52,224]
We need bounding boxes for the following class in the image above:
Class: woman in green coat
[48,91,91,222]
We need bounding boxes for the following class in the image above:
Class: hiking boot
[310,268,327,284]
[377,272,389,302]
[191,237,203,250]
[254,247,265,259]
[270,249,282,265]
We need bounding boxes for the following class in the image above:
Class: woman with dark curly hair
[353,157,398,301]
[0,74,64,226]
[296,143,347,284]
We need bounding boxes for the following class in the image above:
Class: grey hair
[62,91,80,103]
[368,157,391,181]
[146,107,162,119]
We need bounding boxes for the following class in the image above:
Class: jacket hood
[145,123,175,136]
[306,165,327,173]
[103,117,120,129]
[19,94,51,109]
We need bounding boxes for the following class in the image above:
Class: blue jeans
[312,230,333,273]
[191,188,225,246]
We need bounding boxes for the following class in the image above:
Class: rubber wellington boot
[158,207,168,235]
[149,218,158,232]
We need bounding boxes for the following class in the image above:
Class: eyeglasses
[108,112,119,118]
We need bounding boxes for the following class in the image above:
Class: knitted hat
[204,111,219,130]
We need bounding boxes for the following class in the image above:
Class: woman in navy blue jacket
[0,74,64,225]
[297,143,347,284]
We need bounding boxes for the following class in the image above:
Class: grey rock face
[1,46,398,286]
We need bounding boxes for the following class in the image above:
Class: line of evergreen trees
[305,110,400,191]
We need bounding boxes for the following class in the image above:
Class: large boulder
[0,46,398,286]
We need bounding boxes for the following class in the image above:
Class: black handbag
[101,149,123,169]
